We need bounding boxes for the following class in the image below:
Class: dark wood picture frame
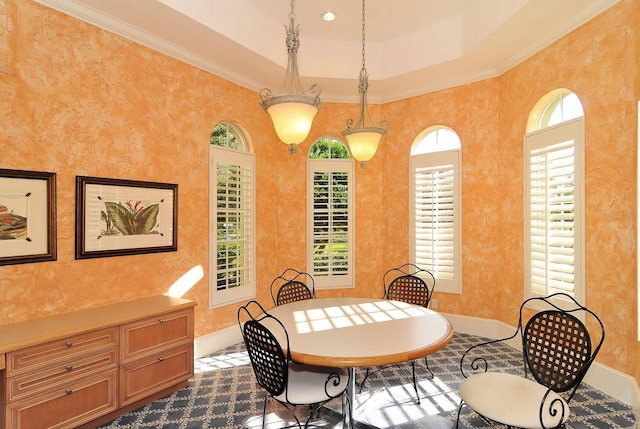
[0,168,57,265]
[75,176,178,259]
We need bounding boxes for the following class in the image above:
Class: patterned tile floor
[100,333,637,429]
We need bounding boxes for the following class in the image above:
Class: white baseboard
[194,324,241,359]
[196,312,640,415]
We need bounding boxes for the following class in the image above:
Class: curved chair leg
[361,362,423,404]
[262,395,304,429]
[410,361,421,404]
[358,367,372,393]
[455,401,465,429]
[424,356,434,378]
[308,404,316,421]
[305,403,324,428]
[282,402,304,429]
[261,396,269,429]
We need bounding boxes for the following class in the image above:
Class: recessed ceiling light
[322,11,336,22]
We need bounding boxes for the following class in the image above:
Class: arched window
[307,138,354,289]
[411,126,461,154]
[209,122,255,307]
[410,126,462,294]
[529,90,584,131]
[524,89,585,306]
[210,122,247,150]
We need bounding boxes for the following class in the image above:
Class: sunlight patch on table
[291,300,432,334]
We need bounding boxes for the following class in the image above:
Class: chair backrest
[519,293,605,398]
[237,301,290,397]
[383,263,435,307]
[270,268,315,306]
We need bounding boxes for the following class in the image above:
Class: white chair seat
[459,372,569,429]
[275,363,349,405]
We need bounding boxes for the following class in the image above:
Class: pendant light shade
[260,95,319,147]
[260,0,320,154]
[343,126,385,161]
[342,0,388,167]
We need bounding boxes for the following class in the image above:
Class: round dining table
[267,297,454,427]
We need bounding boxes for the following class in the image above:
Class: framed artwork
[0,169,57,265]
[76,176,178,259]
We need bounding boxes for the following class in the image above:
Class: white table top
[267,297,453,367]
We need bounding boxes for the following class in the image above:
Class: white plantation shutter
[210,146,256,307]
[525,118,584,303]
[410,151,461,293]
[307,159,354,289]
[415,166,455,278]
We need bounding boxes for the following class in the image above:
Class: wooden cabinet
[7,349,118,403]
[120,343,193,406]
[7,370,117,429]
[119,309,194,407]
[120,309,193,363]
[0,296,196,429]
[6,328,118,378]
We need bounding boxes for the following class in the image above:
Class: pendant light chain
[342,0,388,168]
[358,0,369,96]
[259,0,321,152]
[361,0,366,72]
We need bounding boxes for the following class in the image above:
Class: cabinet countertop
[0,295,196,354]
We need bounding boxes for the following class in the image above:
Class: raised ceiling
[36,0,619,103]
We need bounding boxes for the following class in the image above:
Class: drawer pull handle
[66,388,73,395]
[158,319,165,323]
[66,364,73,371]
[66,341,73,347]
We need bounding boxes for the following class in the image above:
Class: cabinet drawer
[7,349,118,403]
[120,309,193,363]
[119,343,193,406]
[7,327,118,377]
[6,369,118,429]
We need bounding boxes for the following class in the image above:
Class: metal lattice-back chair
[456,292,605,429]
[384,267,434,307]
[238,301,350,429]
[359,263,436,404]
[270,268,315,306]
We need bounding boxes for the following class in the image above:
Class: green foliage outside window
[310,138,351,276]
[211,123,243,149]
[212,123,248,291]
[309,138,350,159]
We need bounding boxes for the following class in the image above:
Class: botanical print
[0,193,28,240]
[0,170,56,265]
[100,199,161,237]
[76,176,176,258]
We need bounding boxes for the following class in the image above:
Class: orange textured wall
[383,78,503,321]
[379,0,639,376]
[0,0,14,72]
[0,0,638,383]
[498,0,639,377]
[0,0,280,337]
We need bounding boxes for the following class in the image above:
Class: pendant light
[342,0,388,168]
[259,0,321,155]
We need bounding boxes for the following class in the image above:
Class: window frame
[209,145,256,308]
[307,155,355,290]
[409,148,462,294]
[524,117,585,308]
